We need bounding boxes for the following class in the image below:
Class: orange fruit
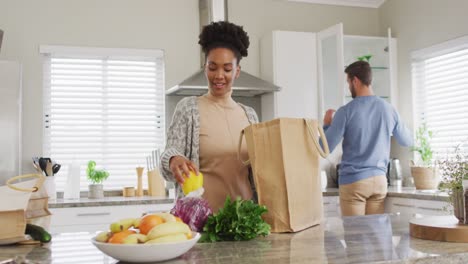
[108,230,136,244]
[138,214,164,235]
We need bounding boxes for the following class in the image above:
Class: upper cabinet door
[387,27,398,110]
[317,23,345,119]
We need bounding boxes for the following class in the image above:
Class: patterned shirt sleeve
[160,97,192,182]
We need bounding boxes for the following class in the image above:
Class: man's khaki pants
[339,175,387,216]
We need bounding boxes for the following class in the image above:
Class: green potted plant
[438,142,468,223]
[410,123,439,189]
[86,160,109,199]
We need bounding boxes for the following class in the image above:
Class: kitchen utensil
[32,157,39,166]
[32,159,42,174]
[146,156,152,171]
[38,158,47,176]
[136,167,144,196]
[45,161,53,177]
[52,164,61,174]
[38,158,52,176]
[152,151,156,169]
[155,149,160,168]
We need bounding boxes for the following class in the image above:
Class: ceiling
[287,0,386,8]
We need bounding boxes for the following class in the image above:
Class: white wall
[0,0,199,177]
[167,0,381,124]
[379,0,468,175]
[229,0,381,77]
[0,0,382,179]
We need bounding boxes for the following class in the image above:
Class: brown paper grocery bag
[239,118,329,233]
[0,174,49,245]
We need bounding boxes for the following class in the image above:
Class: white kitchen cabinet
[49,203,173,233]
[259,25,397,122]
[384,197,450,217]
[260,31,318,121]
[317,23,398,118]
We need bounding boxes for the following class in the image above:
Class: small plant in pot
[438,142,468,223]
[86,160,109,199]
[410,123,439,190]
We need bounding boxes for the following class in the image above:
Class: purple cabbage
[170,197,213,232]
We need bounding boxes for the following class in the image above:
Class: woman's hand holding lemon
[181,170,204,195]
[169,156,199,185]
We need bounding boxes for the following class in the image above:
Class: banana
[142,212,176,223]
[154,212,176,223]
[110,218,137,233]
[95,231,112,243]
[146,222,191,240]
[133,218,141,228]
[123,233,148,244]
[145,233,188,244]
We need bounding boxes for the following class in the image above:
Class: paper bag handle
[305,119,330,158]
[238,129,251,166]
[6,174,46,192]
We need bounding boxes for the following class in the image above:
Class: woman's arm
[160,97,192,183]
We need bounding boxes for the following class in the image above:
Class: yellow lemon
[182,170,203,195]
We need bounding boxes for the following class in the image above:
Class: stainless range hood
[166,0,281,97]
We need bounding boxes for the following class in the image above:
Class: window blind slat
[43,48,166,191]
[412,40,468,160]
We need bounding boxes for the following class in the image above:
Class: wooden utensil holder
[147,169,165,197]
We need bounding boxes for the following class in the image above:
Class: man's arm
[322,108,347,153]
[393,112,413,147]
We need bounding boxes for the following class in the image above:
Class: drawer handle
[393,203,414,208]
[417,206,443,211]
[76,212,111,217]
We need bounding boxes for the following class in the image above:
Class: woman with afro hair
[160,21,259,212]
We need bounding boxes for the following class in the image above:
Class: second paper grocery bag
[239,118,329,232]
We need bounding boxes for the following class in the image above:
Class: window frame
[40,45,166,191]
[411,35,468,159]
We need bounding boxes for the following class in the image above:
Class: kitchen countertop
[48,187,448,208]
[3,214,468,264]
[48,196,173,208]
[325,186,449,202]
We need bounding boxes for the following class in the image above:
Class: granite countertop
[48,196,173,208]
[3,214,468,264]
[47,187,449,209]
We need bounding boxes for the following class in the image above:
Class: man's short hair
[344,61,372,86]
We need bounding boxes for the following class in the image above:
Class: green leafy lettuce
[200,197,270,243]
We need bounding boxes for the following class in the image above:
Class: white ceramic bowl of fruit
[91,213,200,263]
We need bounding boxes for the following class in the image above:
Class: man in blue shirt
[323,61,412,216]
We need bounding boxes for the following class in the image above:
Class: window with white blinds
[412,36,468,159]
[41,46,165,191]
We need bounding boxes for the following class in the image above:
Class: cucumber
[25,224,52,243]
